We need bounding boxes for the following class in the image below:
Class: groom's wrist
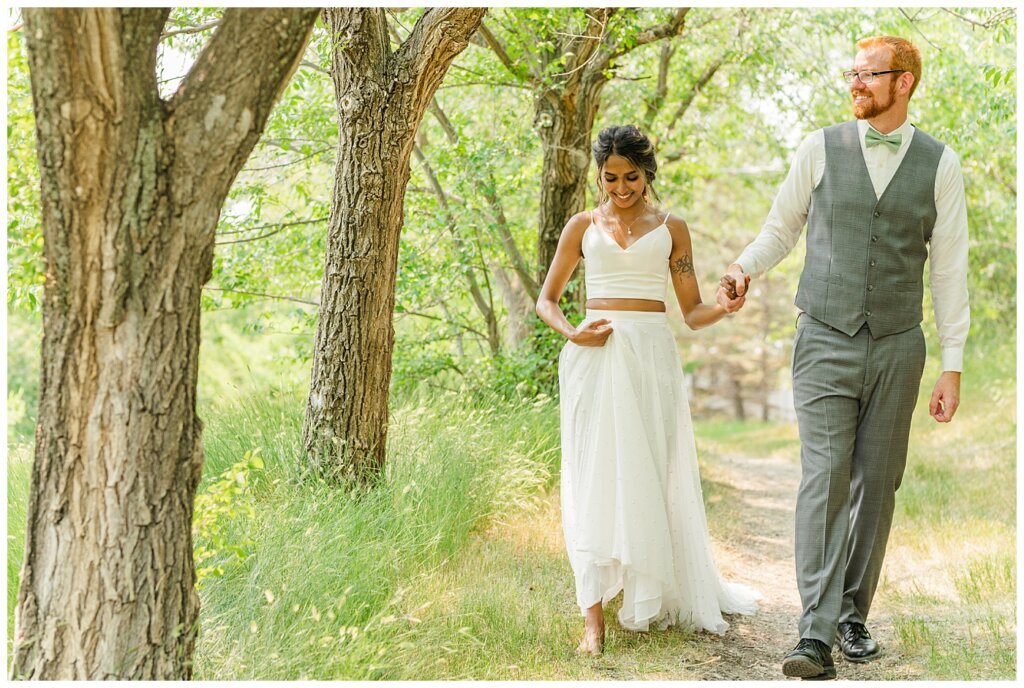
[940,346,964,373]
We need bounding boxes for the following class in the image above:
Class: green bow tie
[865,128,902,153]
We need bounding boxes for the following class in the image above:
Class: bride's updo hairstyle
[591,124,660,203]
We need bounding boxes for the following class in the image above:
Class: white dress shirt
[736,118,970,372]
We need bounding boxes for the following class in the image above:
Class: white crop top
[582,212,672,301]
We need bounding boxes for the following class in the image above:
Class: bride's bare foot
[577,602,605,655]
[577,623,605,655]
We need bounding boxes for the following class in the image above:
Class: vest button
[865,310,872,316]
[873,211,881,218]
[867,285,874,291]
[870,260,877,267]
[871,236,878,242]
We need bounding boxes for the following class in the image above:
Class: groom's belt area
[794,270,924,340]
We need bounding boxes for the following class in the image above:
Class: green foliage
[7,311,41,444]
[8,9,1014,397]
[7,29,44,311]
[193,449,265,586]
[187,388,558,679]
[474,319,566,400]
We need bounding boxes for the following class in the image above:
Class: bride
[535,124,761,655]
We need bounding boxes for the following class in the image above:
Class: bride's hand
[570,319,613,347]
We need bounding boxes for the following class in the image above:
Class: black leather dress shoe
[835,622,880,662]
[782,638,836,680]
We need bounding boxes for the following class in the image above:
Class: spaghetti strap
[663,211,671,226]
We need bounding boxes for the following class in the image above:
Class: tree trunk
[302,8,486,483]
[530,8,689,286]
[535,74,606,292]
[12,8,318,679]
[489,260,536,350]
[730,368,747,421]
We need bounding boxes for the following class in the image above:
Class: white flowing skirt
[559,310,760,633]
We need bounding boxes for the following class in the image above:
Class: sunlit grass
[7,302,1014,678]
[189,388,559,679]
[877,335,1016,680]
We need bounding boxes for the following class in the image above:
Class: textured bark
[302,8,486,482]
[12,8,318,679]
[530,8,690,286]
[535,71,608,288]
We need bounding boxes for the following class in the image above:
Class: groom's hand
[720,263,751,299]
[929,371,961,423]
[716,286,746,313]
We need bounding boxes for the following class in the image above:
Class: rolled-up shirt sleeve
[735,131,822,278]
[929,147,970,372]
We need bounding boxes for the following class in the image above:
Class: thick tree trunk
[302,8,485,482]
[12,8,318,679]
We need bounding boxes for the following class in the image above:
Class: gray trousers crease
[791,314,926,644]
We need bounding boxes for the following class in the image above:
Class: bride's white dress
[559,308,760,633]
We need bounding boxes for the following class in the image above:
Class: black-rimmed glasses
[842,69,905,84]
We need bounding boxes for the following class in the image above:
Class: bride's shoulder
[561,210,595,240]
[660,209,689,234]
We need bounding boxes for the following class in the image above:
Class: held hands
[716,263,751,314]
[929,371,961,423]
[570,319,613,347]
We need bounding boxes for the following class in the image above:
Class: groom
[719,36,969,680]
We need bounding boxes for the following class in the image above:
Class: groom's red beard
[852,78,898,119]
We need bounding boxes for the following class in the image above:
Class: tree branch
[169,8,320,198]
[215,216,328,243]
[477,20,528,82]
[559,8,615,90]
[395,306,489,341]
[393,8,487,114]
[596,7,689,75]
[642,42,676,131]
[216,215,327,236]
[299,60,330,75]
[204,286,318,306]
[897,8,943,51]
[161,18,221,40]
[242,147,331,172]
[412,143,498,344]
[941,7,1016,29]
[663,56,725,138]
[427,98,539,299]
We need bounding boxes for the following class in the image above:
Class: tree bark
[12,8,318,679]
[302,8,485,483]
[529,8,690,287]
[535,70,608,292]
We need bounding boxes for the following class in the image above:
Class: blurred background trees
[8,7,1016,420]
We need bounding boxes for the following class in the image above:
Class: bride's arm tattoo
[670,253,694,276]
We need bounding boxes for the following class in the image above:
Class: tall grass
[190,389,559,679]
[7,303,1014,678]
[879,332,1017,680]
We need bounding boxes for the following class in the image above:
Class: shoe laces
[840,622,871,642]
[795,638,829,656]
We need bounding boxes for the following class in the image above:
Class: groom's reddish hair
[857,36,922,99]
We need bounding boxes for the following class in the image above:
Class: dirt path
[686,452,923,680]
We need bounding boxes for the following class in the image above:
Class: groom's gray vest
[795,121,945,338]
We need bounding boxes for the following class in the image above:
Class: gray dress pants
[791,313,926,645]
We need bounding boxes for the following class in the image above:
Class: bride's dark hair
[591,124,660,203]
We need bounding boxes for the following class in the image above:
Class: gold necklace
[603,202,647,236]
